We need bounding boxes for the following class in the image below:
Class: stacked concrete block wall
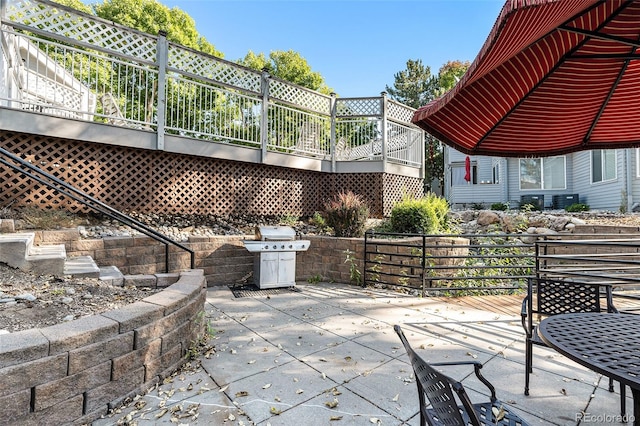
[0,271,207,425]
[33,224,640,288]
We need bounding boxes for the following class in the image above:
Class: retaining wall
[35,231,364,286]
[0,270,207,425]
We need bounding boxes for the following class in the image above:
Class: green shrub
[323,191,369,237]
[310,211,328,231]
[389,193,449,234]
[566,202,590,212]
[491,202,508,211]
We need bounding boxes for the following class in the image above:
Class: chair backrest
[532,277,615,316]
[394,325,478,426]
[295,121,321,153]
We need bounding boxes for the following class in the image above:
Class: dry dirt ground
[0,264,161,333]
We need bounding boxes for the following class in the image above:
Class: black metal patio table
[538,312,639,424]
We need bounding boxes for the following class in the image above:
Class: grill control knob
[272,245,277,249]
[264,244,269,249]
[289,244,293,249]
[281,244,285,249]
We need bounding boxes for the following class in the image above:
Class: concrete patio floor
[95,282,631,425]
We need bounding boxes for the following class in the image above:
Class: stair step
[0,233,34,268]
[99,265,124,286]
[24,244,66,276]
[64,256,100,278]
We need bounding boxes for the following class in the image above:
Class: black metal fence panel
[363,231,536,295]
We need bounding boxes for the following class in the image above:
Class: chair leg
[621,383,626,418]
[609,377,614,392]
[525,339,531,395]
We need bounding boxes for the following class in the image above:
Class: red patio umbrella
[412,0,640,157]
[464,156,471,182]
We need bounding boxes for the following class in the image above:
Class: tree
[239,50,332,94]
[385,59,435,109]
[387,59,471,194]
[433,60,470,98]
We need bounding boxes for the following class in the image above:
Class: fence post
[380,92,388,169]
[260,68,271,163]
[330,92,337,172]
[155,31,168,151]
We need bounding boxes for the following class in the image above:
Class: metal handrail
[0,147,195,272]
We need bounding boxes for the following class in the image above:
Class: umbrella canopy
[412,0,640,157]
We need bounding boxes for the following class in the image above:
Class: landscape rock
[477,210,501,226]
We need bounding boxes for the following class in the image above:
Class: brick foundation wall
[0,271,207,425]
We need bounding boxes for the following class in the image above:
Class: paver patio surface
[94,282,631,425]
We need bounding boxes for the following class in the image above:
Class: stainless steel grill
[243,226,310,289]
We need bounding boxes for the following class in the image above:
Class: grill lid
[255,225,296,241]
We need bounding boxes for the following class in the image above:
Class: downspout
[626,148,633,212]
[503,158,509,205]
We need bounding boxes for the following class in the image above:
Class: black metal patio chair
[394,325,530,426]
[521,277,625,415]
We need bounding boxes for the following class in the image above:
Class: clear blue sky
[159,0,505,97]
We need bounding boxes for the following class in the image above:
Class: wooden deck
[433,294,524,316]
[435,293,640,317]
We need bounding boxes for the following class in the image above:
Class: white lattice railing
[0,0,424,171]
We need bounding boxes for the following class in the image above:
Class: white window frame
[591,149,617,184]
[518,156,566,190]
[451,161,477,186]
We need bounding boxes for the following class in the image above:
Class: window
[492,163,500,184]
[592,149,616,183]
[451,162,477,185]
[519,156,566,190]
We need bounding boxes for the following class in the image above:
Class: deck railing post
[260,68,271,163]
[380,92,388,169]
[330,92,337,172]
[155,31,168,151]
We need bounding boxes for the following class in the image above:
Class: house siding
[445,146,640,211]
[446,151,502,208]
[572,149,625,210]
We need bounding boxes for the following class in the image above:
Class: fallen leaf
[235,391,249,397]
[248,360,256,364]
[263,383,272,389]
[296,389,304,394]
[370,417,381,424]
[344,356,352,362]
[270,407,282,415]
[330,416,343,421]
[392,393,399,402]
[492,405,506,421]
[325,398,339,408]
[219,385,229,392]
[155,408,168,418]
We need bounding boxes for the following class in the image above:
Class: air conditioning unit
[552,194,579,209]
[520,195,544,211]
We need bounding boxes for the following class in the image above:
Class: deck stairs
[0,220,123,282]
